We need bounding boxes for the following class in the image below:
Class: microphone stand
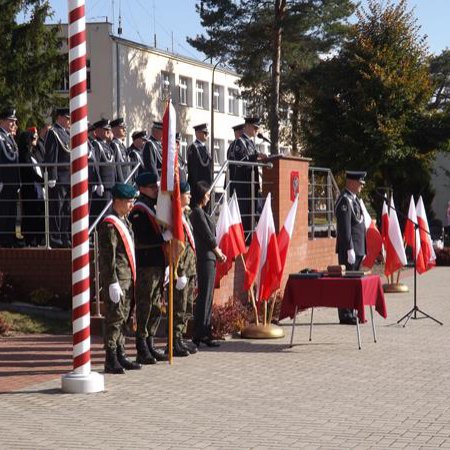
[375,192,443,327]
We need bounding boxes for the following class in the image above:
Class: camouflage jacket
[177,211,196,278]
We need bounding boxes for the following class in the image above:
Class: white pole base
[61,371,105,394]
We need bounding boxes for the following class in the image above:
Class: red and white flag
[360,199,382,268]
[384,196,407,276]
[215,200,240,287]
[416,196,436,271]
[244,193,281,302]
[275,195,298,288]
[228,192,246,255]
[404,196,426,273]
[156,100,184,262]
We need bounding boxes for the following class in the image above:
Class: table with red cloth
[280,274,387,348]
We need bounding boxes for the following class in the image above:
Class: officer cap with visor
[346,171,366,185]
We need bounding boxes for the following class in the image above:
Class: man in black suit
[187,123,213,188]
[142,121,163,177]
[335,171,367,324]
[44,107,71,248]
[0,107,21,247]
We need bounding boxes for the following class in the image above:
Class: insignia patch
[340,204,347,212]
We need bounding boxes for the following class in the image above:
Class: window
[179,77,188,105]
[213,139,225,165]
[161,71,171,98]
[228,88,239,115]
[213,86,220,111]
[180,135,189,163]
[196,80,206,109]
[242,98,248,117]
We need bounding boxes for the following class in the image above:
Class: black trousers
[193,259,216,340]
[49,183,71,244]
[0,184,18,247]
[337,254,364,321]
[21,185,44,245]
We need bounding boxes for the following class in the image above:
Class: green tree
[429,49,450,111]
[188,0,354,154]
[0,0,65,129]
[303,0,450,215]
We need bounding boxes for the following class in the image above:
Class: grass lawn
[0,311,72,335]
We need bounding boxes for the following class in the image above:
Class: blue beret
[136,172,159,187]
[180,181,190,194]
[112,183,138,199]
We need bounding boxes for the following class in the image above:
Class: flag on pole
[156,100,184,262]
[384,196,407,276]
[275,195,298,288]
[416,196,436,271]
[404,195,426,273]
[360,199,382,268]
[229,192,246,255]
[244,193,281,302]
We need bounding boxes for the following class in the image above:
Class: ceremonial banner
[416,196,436,271]
[360,199,382,268]
[384,197,407,276]
[404,196,426,273]
[229,192,246,255]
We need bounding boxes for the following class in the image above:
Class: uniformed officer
[172,180,198,356]
[130,172,172,364]
[44,107,71,248]
[0,107,21,247]
[110,117,131,182]
[127,130,148,179]
[229,117,262,234]
[176,132,188,183]
[99,183,142,374]
[335,171,367,325]
[90,119,116,220]
[142,121,163,177]
[187,123,213,188]
[226,123,245,191]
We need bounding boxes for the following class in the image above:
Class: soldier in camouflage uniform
[129,172,172,364]
[172,181,198,356]
[98,183,142,374]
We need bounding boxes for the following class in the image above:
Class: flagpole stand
[241,323,285,339]
[383,283,409,293]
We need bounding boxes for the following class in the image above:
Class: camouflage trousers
[135,266,164,339]
[104,278,133,350]
[173,275,196,339]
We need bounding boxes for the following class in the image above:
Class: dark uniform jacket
[92,138,116,189]
[231,133,260,193]
[177,211,196,277]
[0,127,20,188]
[129,194,166,268]
[44,123,71,184]
[98,210,134,285]
[87,139,101,186]
[111,137,130,182]
[335,188,366,259]
[143,136,162,177]
[187,139,212,187]
[190,205,217,262]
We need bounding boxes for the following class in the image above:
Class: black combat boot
[104,347,125,374]
[117,345,142,370]
[146,336,169,362]
[181,338,198,354]
[135,337,157,365]
[173,338,190,357]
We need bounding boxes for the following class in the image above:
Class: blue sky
[44,0,448,58]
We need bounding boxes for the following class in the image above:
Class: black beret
[112,183,138,199]
[110,117,125,128]
[346,171,367,184]
[152,121,163,130]
[135,172,159,187]
[132,130,149,141]
[244,117,261,127]
[193,123,209,132]
[93,118,111,130]
[180,181,190,194]
[55,107,70,118]
[0,107,18,121]
[232,123,245,131]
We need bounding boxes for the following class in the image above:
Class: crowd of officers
[0,105,265,249]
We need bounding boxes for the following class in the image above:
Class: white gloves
[162,229,173,242]
[48,180,56,188]
[109,282,123,304]
[164,266,170,286]
[347,249,356,265]
[92,185,98,193]
[96,184,105,197]
[0,182,3,193]
[176,275,188,291]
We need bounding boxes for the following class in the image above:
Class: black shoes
[339,317,357,325]
[117,345,142,370]
[173,338,190,357]
[146,336,169,362]
[135,338,157,365]
[192,337,220,348]
[104,348,126,374]
[182,339,198,354]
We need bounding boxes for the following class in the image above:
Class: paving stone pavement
[0,267,449,449]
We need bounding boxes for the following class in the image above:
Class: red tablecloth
[280,274,387,323]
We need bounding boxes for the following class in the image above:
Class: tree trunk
[290,91,301,155]
[269,0,286,155]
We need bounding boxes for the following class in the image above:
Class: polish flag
[416,196,436,271]
[228,192,246,255]
[360,199,382,268]
[275,195,298,288]
[244,193,282,302]
[404,196,426,273]
[384,196,407,276]
[381,199,389,258]
[215,200,240,287]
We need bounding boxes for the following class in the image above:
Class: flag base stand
[397,306,443,327]
[61,371,104,394]
[383,283,409,293]
[240,324,285,339]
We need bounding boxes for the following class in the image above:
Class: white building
[57,21,268,166]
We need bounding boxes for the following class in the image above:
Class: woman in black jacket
[190,181,226,347]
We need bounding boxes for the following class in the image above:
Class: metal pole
[251,166,255,232]
[43,168,50,249]
[93,228,102,317]
[311,171,315,238]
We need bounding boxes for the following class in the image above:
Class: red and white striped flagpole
[62,0,104,393]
